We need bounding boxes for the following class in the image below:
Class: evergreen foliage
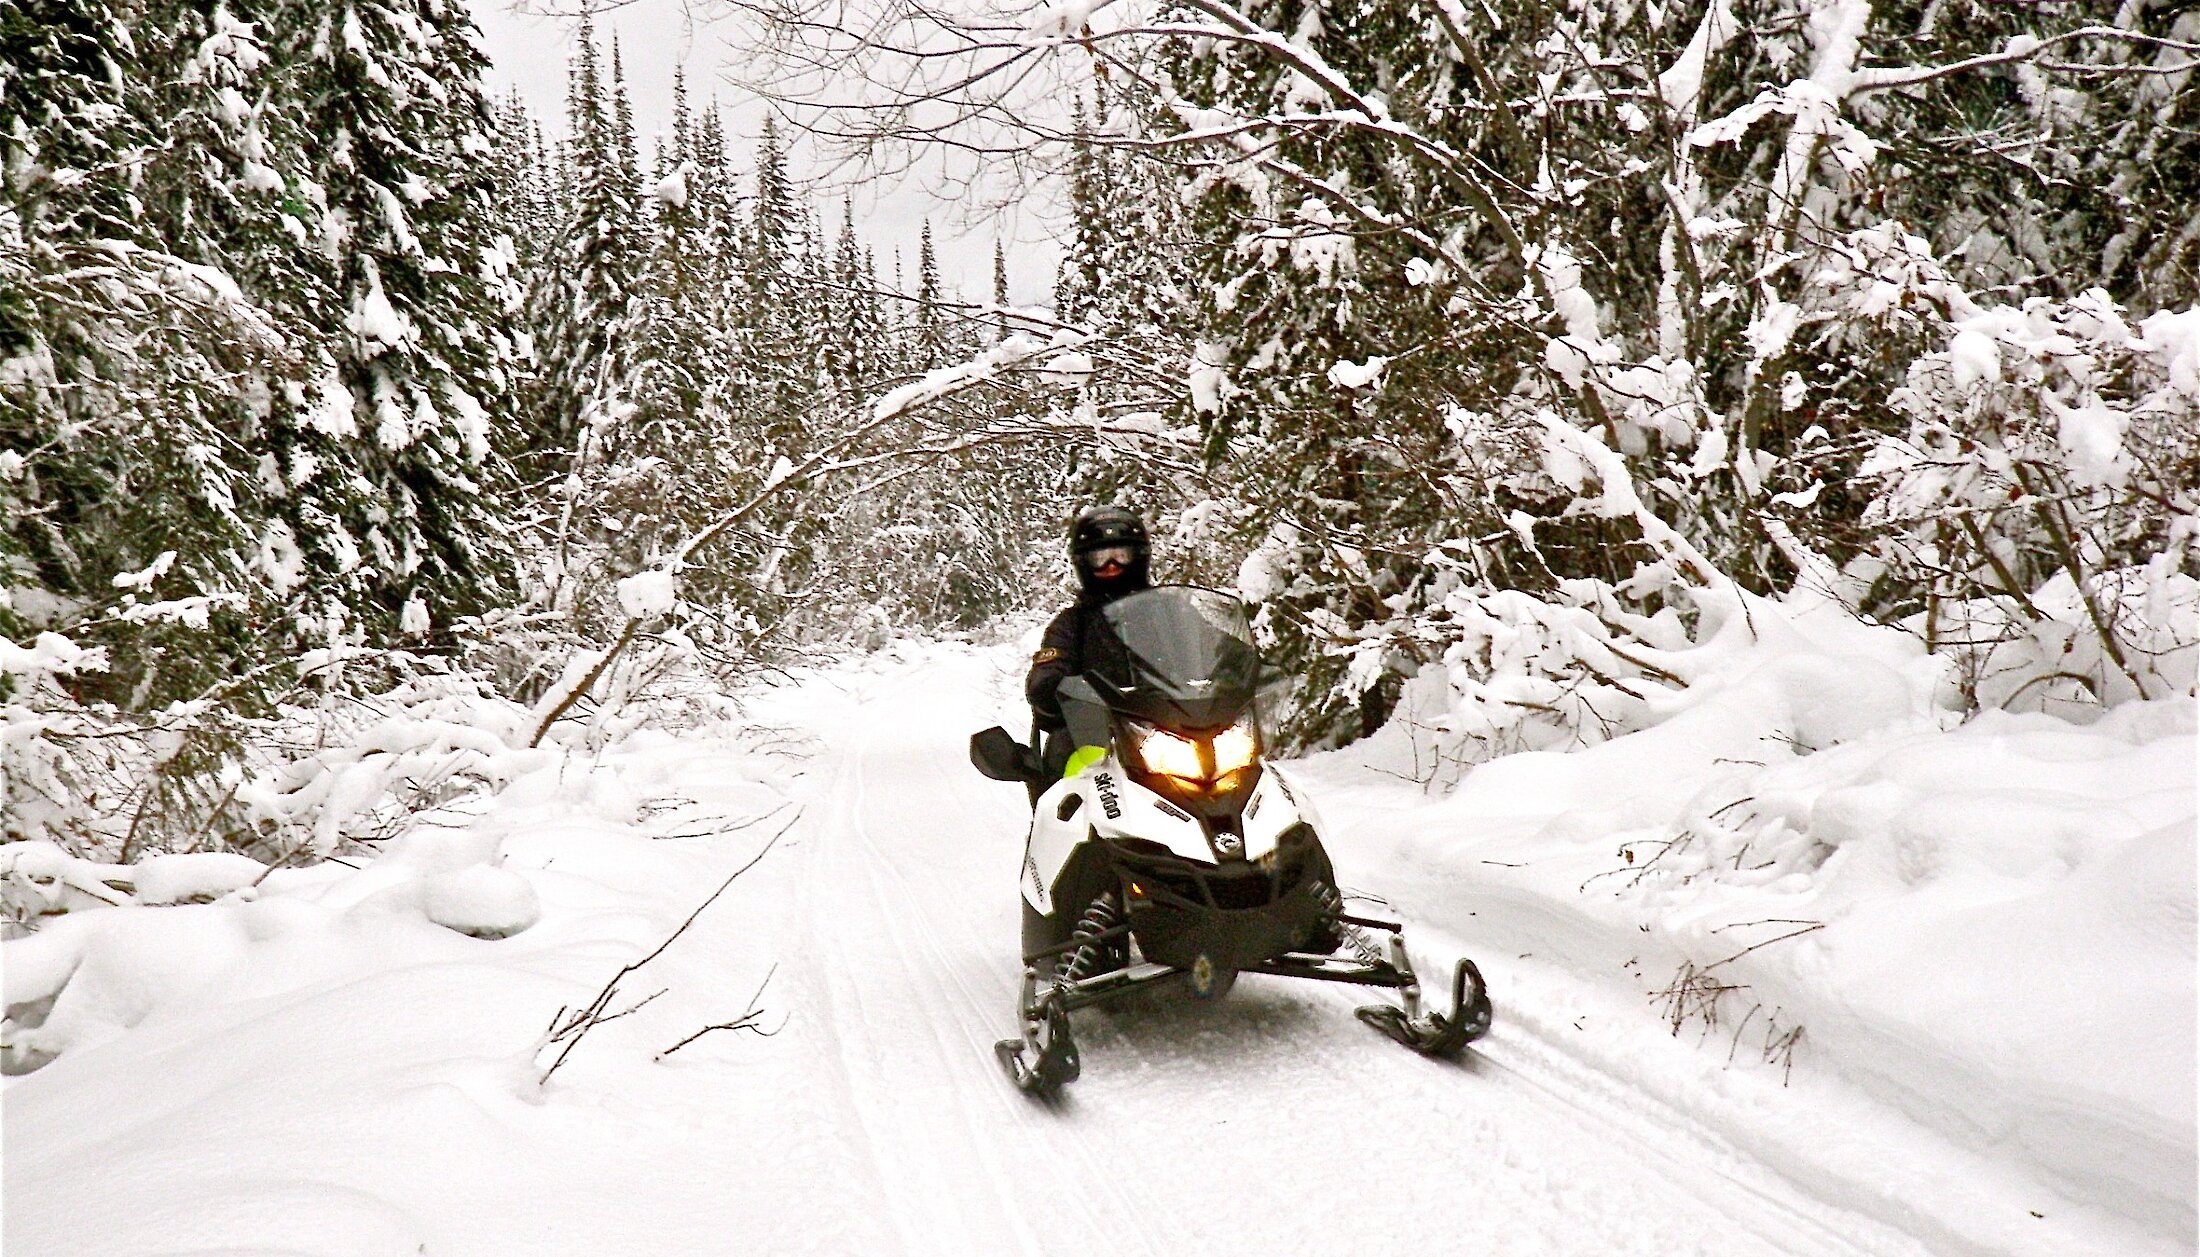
[12,0,2190,858]
[278,0,516,640]
[517,7,640,476]
[3,0,514,704]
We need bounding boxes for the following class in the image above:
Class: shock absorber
[1314,880,1386,968]
[1052,892,1121,993]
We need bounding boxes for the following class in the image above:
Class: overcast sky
[466,0,1065,307]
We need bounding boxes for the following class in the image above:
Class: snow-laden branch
[869,328,1091,421]
[1848,25,2200,97]
[1538,414,1728,591]
[1066,12,1528,259]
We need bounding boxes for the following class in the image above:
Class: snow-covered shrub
[1834,268,2200,713]
[0,844,273,939]
[1416,570,1698,759]
[0,817,552,1071]
[2,626,612,926]
[1922,568,2200,718]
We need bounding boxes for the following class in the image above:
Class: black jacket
[1025,584,1144,735]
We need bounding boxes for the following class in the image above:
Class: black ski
[1356,957,1492,1059]
[996,998,1079,1097]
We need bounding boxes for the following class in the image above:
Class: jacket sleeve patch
[1031,647,1062,664]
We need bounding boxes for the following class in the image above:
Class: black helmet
[1069,505,1147,555]
[1068,505,1150,594]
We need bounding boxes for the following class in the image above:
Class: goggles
[1079,545,1138,571]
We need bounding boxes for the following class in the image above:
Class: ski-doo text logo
[1093,772,1122,819]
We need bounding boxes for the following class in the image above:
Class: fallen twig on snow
[536,809,799,1084]
[655,963,784,1061]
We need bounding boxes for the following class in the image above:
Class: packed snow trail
[705,646,1941,1257]
[7,641,2178,1255]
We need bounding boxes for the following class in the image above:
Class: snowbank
[1313,584,2197,1248]
[2,730,795,1254]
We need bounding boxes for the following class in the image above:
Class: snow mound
[422,864,541,940]
[616,569,678,619]
[131,851,268,905]
[2,901,255,1072]
[2,828,539,1069]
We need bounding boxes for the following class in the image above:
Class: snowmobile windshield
[1096,586,1263,728]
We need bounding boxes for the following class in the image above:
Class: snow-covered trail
[702,646,1942,1257]
[11,642,2153,1256]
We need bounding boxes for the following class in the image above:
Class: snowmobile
[970,585,1492,1098]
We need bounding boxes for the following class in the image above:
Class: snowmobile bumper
[1121,878,1329,973]
[1109,849,1332,974]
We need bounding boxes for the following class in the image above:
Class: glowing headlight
[1211,720,1259,774]
[1132,725,1205,780]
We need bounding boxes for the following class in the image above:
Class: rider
[1026,506,1151,788]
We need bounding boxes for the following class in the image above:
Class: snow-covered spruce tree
[1051,93,1117,332]
[1046,81,1204,541]
[271,0,517,643]
[487,91,556,273]
[832,198,887,382]
[737,115,805,447]
[517,7,641,479]
[4,0,532,857]
[991,239,1011,345]
[596,78,776,628]
[1,0,298,706]
[622,67,719,468]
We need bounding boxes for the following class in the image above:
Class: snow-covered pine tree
[620,107,703,453]
[831,199,884,381]
[4,0,534,856]
[913,219,952,368]
[487,92,552,270]
[746,115,794,311]
[691,100,738,244]
[608,38,643,254]
[1053,94,1104,327]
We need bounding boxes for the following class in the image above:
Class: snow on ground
[4,623,2192,1256]
[1296,588,2196,1253]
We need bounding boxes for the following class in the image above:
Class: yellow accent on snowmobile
[1062,745,1106,778]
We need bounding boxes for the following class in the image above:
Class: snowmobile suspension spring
[1053,893,1121,993]
[1315,881,1386,969]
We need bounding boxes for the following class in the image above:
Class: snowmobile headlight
[1128,722,1205,781]
[1210,720,1259,775]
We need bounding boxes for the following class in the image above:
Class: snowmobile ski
[996,979,1079,1097]
[1355,955,1492,1059]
